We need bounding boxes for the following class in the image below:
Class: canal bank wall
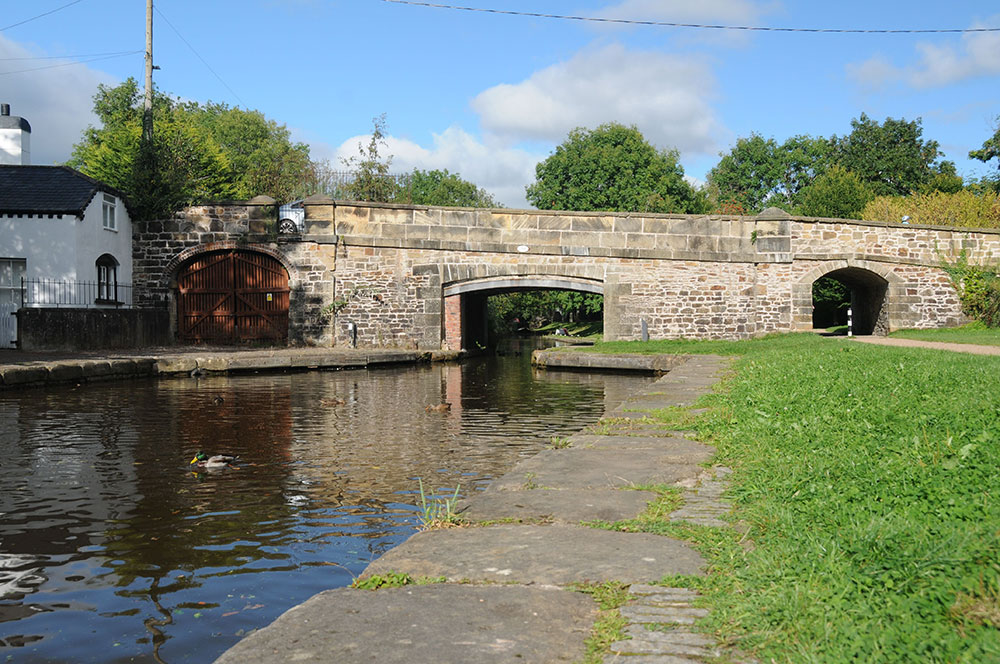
[0,347,463,389]
[0,344,681,390]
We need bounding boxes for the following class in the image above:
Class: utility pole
[142,0,153,143]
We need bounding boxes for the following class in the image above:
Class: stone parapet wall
[790,218,1000,266]
[305,201,792,264]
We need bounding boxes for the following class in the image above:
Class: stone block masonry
[130,201,1000,348]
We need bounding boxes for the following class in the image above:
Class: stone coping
[531,349,689,373]
[0,348,463,390]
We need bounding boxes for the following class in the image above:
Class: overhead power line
[153,6,246,107]
[1,0,85,32]
[0,51,141,77]
[0,50,139,62]
[381,0,1000,34]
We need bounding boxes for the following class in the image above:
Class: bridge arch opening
[442,276,604,351]
[812,267,889,335]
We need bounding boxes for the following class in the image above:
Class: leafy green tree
[69,78,234,219]
[779,135,834,205]
[798,166,873,219]
[184,102,312,202]
[707,134,831,213]
[970,118,1000,193]
[526,123,706,214]
[831,113,952,197]
[401,169,498,207]
[707,134,784,213]
[69,78,312,219]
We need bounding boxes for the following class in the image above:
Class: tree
[69,78,313,219]
[707,134,831,213]
[340,114,400,202]
[830,113,952,197]
[970,118,1000,193]
[69,78,234,219]
[184,102,312,203]
[798,166,873,219]
[707,134,784,213]
[525,123,707,214]
[401,169,498,207]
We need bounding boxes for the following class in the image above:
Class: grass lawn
[890,321,1000,347]
[591,333,1000,663]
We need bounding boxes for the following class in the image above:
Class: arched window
[96,254,119,303]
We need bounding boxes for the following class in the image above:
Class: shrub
[862,190,1000,228]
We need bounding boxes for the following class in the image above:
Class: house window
[0,259,25,347]
[96,254,119,303]
[0,258,26,306]
[102,193,117,231]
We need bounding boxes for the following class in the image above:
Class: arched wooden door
[177,250,290,343]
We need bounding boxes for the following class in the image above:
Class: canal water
[0,341,653,663]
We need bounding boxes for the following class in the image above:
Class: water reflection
[0,348,652,662]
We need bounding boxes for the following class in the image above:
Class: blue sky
[2,1,998,207]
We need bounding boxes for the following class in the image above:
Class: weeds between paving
[588,332,1000,663]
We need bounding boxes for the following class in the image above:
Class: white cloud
[331,126,541,209]
[848,16,1000,89]
[0,35,114,165]
[470,44,722,156]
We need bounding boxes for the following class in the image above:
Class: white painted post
[847,308,853,337]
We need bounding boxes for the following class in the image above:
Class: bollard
[847,308,853,337]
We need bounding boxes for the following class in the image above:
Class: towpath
[850,335,1000,355]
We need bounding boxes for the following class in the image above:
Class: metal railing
[312,170,411,202]
[20,278,133,308]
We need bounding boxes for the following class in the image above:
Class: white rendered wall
[0,194,131,306]
[0,127,30,165]
[75,195,133,286]
[0,213,77,280]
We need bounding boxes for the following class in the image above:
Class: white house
[0,164,133,347]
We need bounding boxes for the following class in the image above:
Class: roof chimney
[0,104,31,165]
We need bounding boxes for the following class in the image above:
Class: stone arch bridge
[131,200,1000,349]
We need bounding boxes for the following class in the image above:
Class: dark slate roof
[0,165,129,217]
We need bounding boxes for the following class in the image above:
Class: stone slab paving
[456,487,656,523]
[214,584,597,664]
[363,524,705,585]
[486,448,705,491]
[606,585,720,663]
[567,435,714,465]
[671,466,734,528]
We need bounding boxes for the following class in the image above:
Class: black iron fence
[21,278,133,308]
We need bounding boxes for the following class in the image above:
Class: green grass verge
[890,321,1000,347]
[595,332,1000,662]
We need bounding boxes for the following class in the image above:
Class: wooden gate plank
[177,250,289,343]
